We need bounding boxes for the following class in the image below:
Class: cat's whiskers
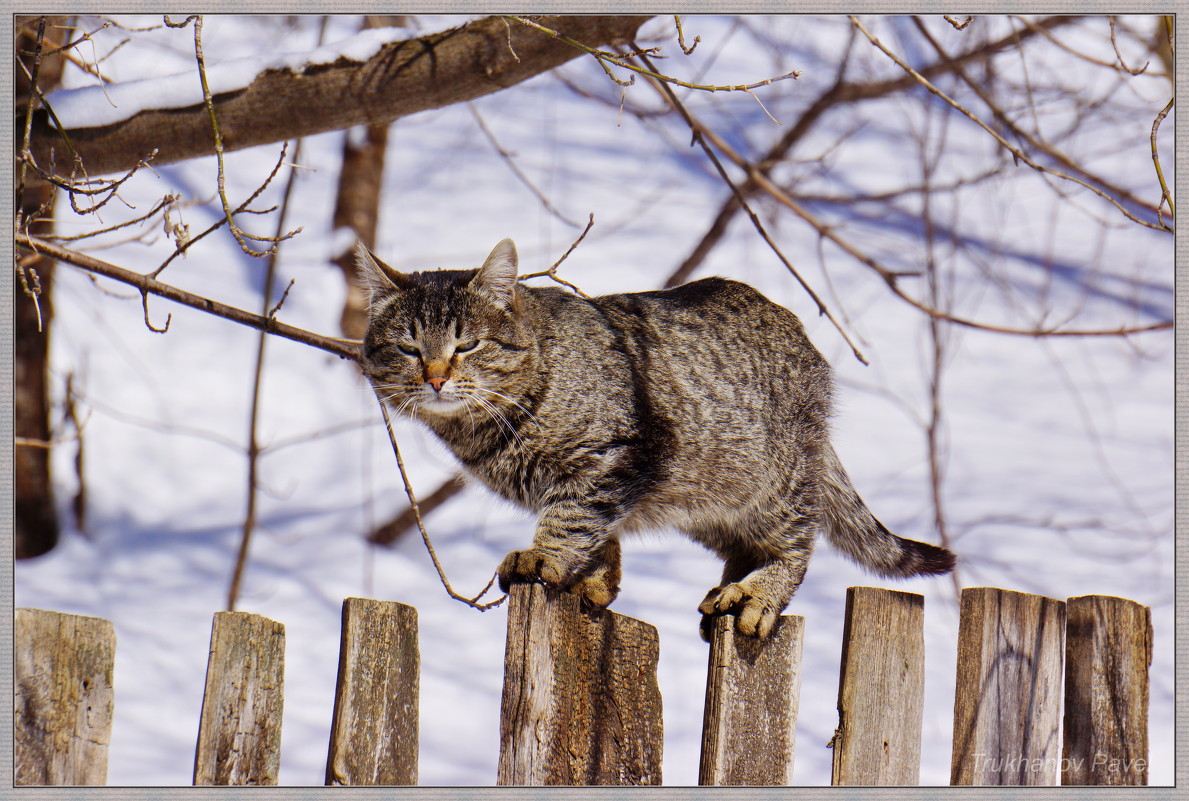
[459,393,481,445]
[369,379,424,421]
[465,390,524,447]
[471,386,538,423]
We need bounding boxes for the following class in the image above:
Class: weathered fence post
[325,597,419,785]
[193,611,285,785]
[14,608,116,786]
[950,587,1066,785]
[699,613,804,786]
[1062,594,1151,785]
[497,584,663,785]
[831,587,924,785]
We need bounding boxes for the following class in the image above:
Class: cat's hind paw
[698,583,779,640]
[571,571,618,609]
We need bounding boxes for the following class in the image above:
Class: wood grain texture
[950,587,1066,785]
[325,598,419,785]
[1062,594,1151,785]
[14,608,116,786]
[699,613,804,786]
[831,587,924,786]
[497,584,663,786]
[193,611,285,785]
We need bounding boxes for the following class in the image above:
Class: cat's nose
[424,361,451,392]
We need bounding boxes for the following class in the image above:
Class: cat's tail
[818,443,956,578]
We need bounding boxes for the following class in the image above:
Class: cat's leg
[569,537,621,608]
[697,525,816,640]
[497,498,622,608]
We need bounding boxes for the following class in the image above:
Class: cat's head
[356,239,534,422]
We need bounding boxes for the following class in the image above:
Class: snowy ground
[14,14,1175,786]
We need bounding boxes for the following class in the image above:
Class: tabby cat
[357,239,955,639]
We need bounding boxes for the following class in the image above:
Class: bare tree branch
[26,14,652,179]
[850,15,1172,233]
[632,46,870,365]
[15,234,362,361]
[664,14,1083,287]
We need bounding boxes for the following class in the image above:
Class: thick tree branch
[16,234,362,361]
[26,14,651,179]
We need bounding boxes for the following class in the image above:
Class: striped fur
[358,240,956,639]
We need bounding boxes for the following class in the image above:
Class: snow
[15,14,1175,788]
[45,23,412,130]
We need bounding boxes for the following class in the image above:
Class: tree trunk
[331,15,400,340]
[15,15,71,558]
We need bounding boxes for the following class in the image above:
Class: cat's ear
[470,238,518,307]
[354,242,414,297]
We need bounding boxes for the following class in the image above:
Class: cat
[357,238,956,639]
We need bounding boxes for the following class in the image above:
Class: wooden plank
[950,587,1066,785]
[193,611,285,785]
[831,587,924,786]
[699,613,804,786]
[14,608,116,786]
[1062,594,1151,785]
[325,597,419,785]
[497,583,663,785]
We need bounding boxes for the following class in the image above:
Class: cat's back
[597,277,822,365]
[524,275,830,428]
[529,276,803,333]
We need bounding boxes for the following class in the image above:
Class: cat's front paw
[698,583,779,640]
[497,549,620,609]
[497,548,569,592]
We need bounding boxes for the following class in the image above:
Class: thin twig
[1010,15,1146,75]
[507,15,799,98]
[95,14,165,33]
[151,142,292,278]
[49,194,177,242]
[468,104,583,227]
[632,46,870,364]
[373,391,506,611]
[227,134,307,611]
[15,16,50,332]
[640,50,1173,340]
[674,15,701,55]
[16,16,47,215]
[1150,96,1174,221]
[518,213,596,298]
[1109,16,1149,75]
[852,16,1171,233]
[916,122,962,597]
[910,17,1167,225]
[64,373,88,534]
[500,16,521,62]
[191,16,300,257]
[368,474,467,546]
[141,288,170,333]
[15,61,157,216]
[746,161,1172,337]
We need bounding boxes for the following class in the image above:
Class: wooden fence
[14,585,1152,786]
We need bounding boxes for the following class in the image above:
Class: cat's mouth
[414,391,468,416]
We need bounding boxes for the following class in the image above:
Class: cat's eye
[454,340,480,354]
[396,343,421,357]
